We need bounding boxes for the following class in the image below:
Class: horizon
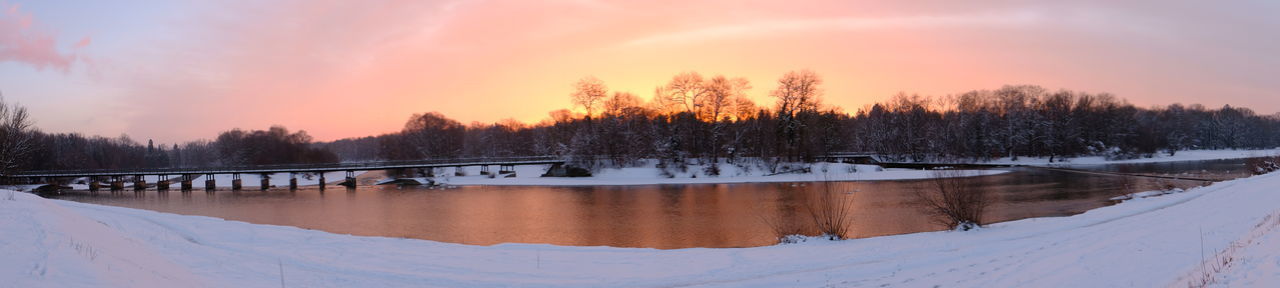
[2,0,1278,143]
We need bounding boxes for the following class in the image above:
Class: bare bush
[915,170,989,231]
[805,182,856,240]
[758,181,857,244]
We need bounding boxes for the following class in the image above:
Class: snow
[983,148,1280,166]
[4,171,1280,287]
[429,161,1006,186]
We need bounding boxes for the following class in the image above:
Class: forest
[12,70,1280,173]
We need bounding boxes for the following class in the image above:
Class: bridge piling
[89,176,101,191]
[133,175,146,190]
[110,175,124,191]
[204,174,216,190]
[340,170,357,188]
[181,174,193,190]
[480,165,492,176]
[455,166,465,177]
[289,173,298,190]
[231,173,242,190]
[260,173,270,190]
[157,174,170,190]
[318,172,326,190]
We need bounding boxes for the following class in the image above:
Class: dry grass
[914,170,989,230]
[1180,211,1280,288]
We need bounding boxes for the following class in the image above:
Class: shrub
[805,182,856,240]
[759,181,858,244]
[915,170,989,231]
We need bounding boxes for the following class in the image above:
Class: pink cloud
[0,3,87,72]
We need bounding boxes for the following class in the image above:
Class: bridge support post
[318,172,326,190]
[89,176,102,191]
[340,170,357,188]
[204,174,216,190]
[425,168,435,177]
[260,173,270,190]
[480,165,491,176]
[454,166,465,177]
[289,173,298,190]
[111,176,124,191]
[231,173,242,190]
[133,175,146,190]
[499,165,515,175]
[181,174,193,190]
[157,174,170,190]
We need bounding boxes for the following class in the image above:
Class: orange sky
[1,0,1277,143]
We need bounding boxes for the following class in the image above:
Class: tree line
[19,126,337,172]
[5,70,1280,173]
[356,71,1280,175]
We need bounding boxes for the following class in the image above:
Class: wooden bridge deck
[7,156,565,178]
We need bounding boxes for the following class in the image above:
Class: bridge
[7,156,565,191]
[817,152,885,164]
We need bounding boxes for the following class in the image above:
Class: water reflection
[51,166,1210,249]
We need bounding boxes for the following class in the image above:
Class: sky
[0,0,1277,144]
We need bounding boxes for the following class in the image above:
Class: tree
[771,70,823,161]
[570,76,608,118]
[664,72,708,114]
[0,95,34,175]
[701,75,750,122]
[603,91,643,117]
[398,112,465,159]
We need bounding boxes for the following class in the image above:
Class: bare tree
[771,70,823,161]
[700,75,750,122]
[399,112,465,159]
[700,75,751,167]
[665,72,708,114]
[0,94,33,175]
[570,76,608,118]
[914,170,989,230]
[603,91,642,117]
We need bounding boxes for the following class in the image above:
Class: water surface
[50,164,1222,249]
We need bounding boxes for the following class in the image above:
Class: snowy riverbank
[425,161,1005,186]
[4,172,1280,287]
[982,148,1280,166]
[420,149,1280,186]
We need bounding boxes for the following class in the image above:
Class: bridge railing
[6,155,565,177]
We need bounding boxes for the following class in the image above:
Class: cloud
[623,10,1044,47]
[0,2,88,72]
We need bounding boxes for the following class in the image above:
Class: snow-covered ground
[982,148,1280,166]
[4,172,1280,287]
[427,162,1005,186]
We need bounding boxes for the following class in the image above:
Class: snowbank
[4,171,1280,287]
[983,148,1280,166]
[429,162,1005,186]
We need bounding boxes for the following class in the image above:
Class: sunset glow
[1,0,1277,143]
